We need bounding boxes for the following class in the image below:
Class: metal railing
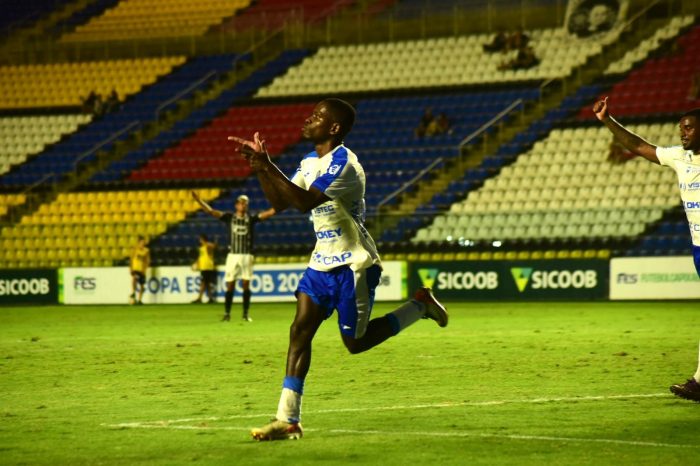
[374,98,525,223]
[73,120,141,171]
[154,70,217,120]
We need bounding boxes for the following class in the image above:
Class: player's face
[236,200,248,214]
[679,116,699,152]
[302,102,338,143]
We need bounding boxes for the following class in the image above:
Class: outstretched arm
[258,207,276,221]
[229,133,330,213]
[191,190,224,218]
[593,97,659,164]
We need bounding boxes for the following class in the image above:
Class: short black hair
[199,234,208,241]
[321,98,356,140]
[681,108,700,120]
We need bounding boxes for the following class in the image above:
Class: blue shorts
[296,265,382,338]
[694,246,700,278]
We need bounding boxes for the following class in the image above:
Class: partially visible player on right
[593,98,700,402]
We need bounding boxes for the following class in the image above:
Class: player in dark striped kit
[192,191,275,321]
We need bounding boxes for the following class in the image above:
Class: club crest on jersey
[328,164,342,175]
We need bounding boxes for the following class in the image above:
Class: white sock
[386,300,426,335]
[694,340,700,382]
[276,388,302,424]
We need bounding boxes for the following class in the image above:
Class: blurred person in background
[191,191,275,322]
[129,236,150,305]
[191,234,217,304]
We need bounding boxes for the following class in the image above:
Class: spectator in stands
[606,140,634,164]
[498,45,539,71]
[593,97,700,403]
[483,31,508,53]
[191,191,275,322]
[104,90,121,114]
[505,28,530,51]
[568,0,619,38]
[414,108,434,138]
[191,234,217,304]
[425,113,451,136]
[129,236,150,305]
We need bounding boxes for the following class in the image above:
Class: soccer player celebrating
[593,98,700,402]
[129,236,150,305]
[191,191,275,321]
[191,234,217,304]
[230,98,449,441]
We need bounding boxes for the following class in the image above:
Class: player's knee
[341,336,363,354]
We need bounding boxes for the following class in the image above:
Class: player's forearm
[601,115,658,162]
[255,170,290,212]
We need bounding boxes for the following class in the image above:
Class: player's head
[679,108,700,152]
[199,234,208,244]
[137,235,146,246]
[302,98,355,144]
[235,194,249,214]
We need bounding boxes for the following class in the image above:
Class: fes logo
[417,268,439,289]
[510,267,533,292]
[328,164,341,175]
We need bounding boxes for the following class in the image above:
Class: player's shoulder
[656,145,686,157]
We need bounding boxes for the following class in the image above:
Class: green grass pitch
[1,301,699,465]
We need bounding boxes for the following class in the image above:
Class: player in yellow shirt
[129,236,150,305]
[191,234,217,304]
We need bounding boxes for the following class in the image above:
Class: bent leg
[341,316,394,354]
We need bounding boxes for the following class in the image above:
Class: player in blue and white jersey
[230,98,449,440]
[594,98,700,402]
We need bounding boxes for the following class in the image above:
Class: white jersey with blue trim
[290,144,381,272]
[656,146,700,246]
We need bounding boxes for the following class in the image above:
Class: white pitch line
[103,423,698,450]
[105,392,668,427]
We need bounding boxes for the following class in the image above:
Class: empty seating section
[0,57,185,109]
[61,0,251,41]
[413,124,683,245]
[604,16,694,75]
[581,24,700,118]
[2,55,233,187]
[219,0,352,32]
[90,50,310,185]
[256,28,607,97]
[0,189,219,269]
[129,103,315,182]
[0,194,27,218]
[0,115,92,176]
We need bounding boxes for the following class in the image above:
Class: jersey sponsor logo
[686,201,700,209]
[685,166,700,174]
[511,268,597,291]
[313,205,335,215]
[679,182,700,191]
[315,228,342,239]
[312,251,352,266]
[328,164,342,175]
